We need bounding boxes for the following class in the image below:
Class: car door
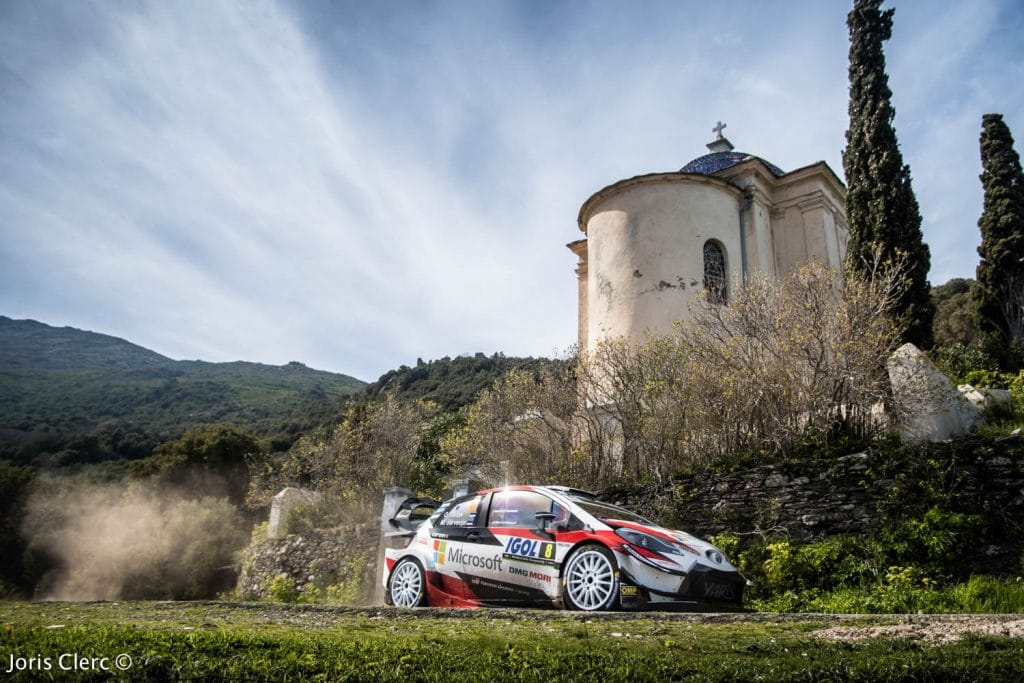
[485,489,565,604]
[428,492,488,601]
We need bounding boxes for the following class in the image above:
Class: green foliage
[737,537,885,598]
[265,575,299,603]
[963,369,1010,389]
[932,279,982,347]
[1010,371,1024,420]
[130,424,264,505]
[885,507,984,568]
[254,395,442,511]
[843,0,934,348]
[754,575,1024,615]
[4,602,1024,682]
[249,521,268,545]
[324,556,368,605]
[932,343,1001,385]
[975,113,1024,363]
[408,412,464,497]
[0,317,365,465]
[297,583,320,604]
[0,460,34,594]
[363,353,563,412]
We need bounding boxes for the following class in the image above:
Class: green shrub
[249,521,268,544]
[297,583,320,604]
[750,536,885,596]
[324,555,368,605]
[951,575,1024,613]
[933,344,1000,384]
[963,369,1011,389]
[266,575,299,603]
[884,506,984,569]
[753,575,1024,614]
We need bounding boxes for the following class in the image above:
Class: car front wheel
[388,558,427,608]
[562,544,618,611]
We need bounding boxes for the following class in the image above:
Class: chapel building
[568,124,848,354]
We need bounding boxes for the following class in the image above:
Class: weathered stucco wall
[583,175,742,350]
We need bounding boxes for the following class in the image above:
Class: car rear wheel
[562,544,618,611]
[388,558,426,608]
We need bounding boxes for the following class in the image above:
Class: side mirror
[535,511,556,532]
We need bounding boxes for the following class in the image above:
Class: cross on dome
[705,121,734,153]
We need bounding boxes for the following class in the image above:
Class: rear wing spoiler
[388,496,441,533]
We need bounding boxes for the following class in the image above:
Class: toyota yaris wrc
[383,485,746,611]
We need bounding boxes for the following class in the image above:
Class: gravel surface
[162,602,1024,641]
[811,615,1024,644]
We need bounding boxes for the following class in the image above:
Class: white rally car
[383,485,746,611]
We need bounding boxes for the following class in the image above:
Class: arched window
[703,240,728,304]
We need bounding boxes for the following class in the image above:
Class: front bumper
[616,554,746,610]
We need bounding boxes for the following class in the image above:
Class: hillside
[363,352,563,411]
[0,317,366,462]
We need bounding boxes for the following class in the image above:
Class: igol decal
[502,537,557,566]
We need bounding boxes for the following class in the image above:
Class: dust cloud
[23,478,247,601]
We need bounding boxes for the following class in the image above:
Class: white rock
[887,344,983,443]
[958,384,1013,412]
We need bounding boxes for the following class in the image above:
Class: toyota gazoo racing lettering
[502,537,557,566]
[446,546,504,571]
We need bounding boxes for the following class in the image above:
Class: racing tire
[388,558,427,608]
[562,544,619,611]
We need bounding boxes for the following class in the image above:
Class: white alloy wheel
[563,545,618,611]
[389,559,426,608]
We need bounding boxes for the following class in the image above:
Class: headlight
[706,549,724,565]
[614,528,679,557]
[615,528,698,556]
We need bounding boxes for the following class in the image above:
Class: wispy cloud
[2,0,1022,379]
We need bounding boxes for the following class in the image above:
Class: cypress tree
[843,0,934,348]
[975,113,1024,358]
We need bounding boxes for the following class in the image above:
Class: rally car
[382,485,746,611]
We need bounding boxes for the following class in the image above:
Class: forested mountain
[0,317,366,464]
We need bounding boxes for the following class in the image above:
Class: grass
[752,576,1024,615]
[1,602,1023,681]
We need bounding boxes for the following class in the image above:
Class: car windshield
[567,495,655,526]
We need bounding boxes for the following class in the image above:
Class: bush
[963,369,1011,389]
[753,575,1024,614]
[933,344,1001,384]
[266,575,299,603]
[739,536,885,598]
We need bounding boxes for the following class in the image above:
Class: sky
[2,0,1022,382]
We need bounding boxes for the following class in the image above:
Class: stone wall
[237,524,378,603]
[608,439,1024,574]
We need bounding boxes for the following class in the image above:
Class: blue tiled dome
[681,151,785,177]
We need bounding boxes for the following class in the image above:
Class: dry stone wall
[609,440,1024,574]
[237,524,378,603]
